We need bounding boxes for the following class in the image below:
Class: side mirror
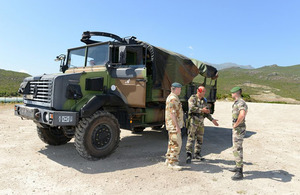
[55,54,67,73]
[55,54,66,62]
[119,46,126,65]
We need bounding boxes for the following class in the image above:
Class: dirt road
[0,102,299,194]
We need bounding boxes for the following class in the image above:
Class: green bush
[241,93,253,102]
[217,93,254,102]
[216,93,230,100]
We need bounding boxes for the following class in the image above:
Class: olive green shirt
[232,98,248,126]
[188,94,213,121]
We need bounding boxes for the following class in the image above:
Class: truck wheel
[75,111,120,160]
[37,125,72,145]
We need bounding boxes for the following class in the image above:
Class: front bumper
[14,104,78,126]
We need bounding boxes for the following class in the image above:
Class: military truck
[15,31,218,160]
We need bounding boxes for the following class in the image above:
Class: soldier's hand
[212,119,219,126]
[202,107,210,114]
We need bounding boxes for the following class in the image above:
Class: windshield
[67,48,85,68]
[67,44,109,68]
[87,44,109,66]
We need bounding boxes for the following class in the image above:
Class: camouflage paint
[144,108,164,123]
[63,68,108,111]
[61,61,215,127]
[115,78,146,107]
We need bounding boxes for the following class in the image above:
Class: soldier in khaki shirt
[165,82,184,171]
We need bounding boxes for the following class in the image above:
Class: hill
[0,69,31,96]
[217,64,300,103]
[206,62,254,70]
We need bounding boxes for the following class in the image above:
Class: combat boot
[229,166,238,172]
[194,152,204,161]
[186,152,192,164]
[231,168,243,180]
[164,159,169,166]
[168,163,182,171]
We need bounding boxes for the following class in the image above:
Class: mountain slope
[217,64,300,102]
[206,62,254,70]
[0,69,31,96]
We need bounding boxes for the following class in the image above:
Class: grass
[0,69,30,97]
[217,64,300,102]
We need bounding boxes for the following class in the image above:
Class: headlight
[43,112,49,122]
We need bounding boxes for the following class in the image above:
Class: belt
[232,119,237,123]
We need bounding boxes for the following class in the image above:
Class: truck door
[112,46,147,108]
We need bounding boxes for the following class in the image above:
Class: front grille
[28,80,53,103]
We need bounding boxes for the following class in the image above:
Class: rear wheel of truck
[37,125,72,145]
[75,111,120,160]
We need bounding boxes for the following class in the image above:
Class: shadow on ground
[243,170,295,182]
[180,127,255,173]
[39,129,167,174]
[39,126,259,175]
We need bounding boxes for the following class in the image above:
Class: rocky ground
[0,102,299,194]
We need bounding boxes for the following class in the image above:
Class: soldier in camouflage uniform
[229,86,248,180]
[165,82,184,171]
[186,86,219,164]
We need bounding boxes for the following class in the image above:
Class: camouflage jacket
[232,98,248,126]
[188,94,213,122]
[165,92,184,130]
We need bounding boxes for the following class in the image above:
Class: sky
[0,0,300,76]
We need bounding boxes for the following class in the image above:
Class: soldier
[165,82,184,171]
[186,86,219,164]
[229,86,248,180]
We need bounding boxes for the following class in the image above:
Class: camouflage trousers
[186,117,204,154]
[232,125,246,168]
[165,130,182,165]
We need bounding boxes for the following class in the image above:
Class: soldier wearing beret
[165,82,184,171]
[230,86,248,180]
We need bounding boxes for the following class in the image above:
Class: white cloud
[19,69,29,74]
[188,46,193,50]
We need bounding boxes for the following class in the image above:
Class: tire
[75,111,120,160]
[132,127,145,134]
[37,125,72,145]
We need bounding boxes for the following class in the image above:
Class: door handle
[136,79,146,82]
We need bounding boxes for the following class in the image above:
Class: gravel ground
[0,102,299,195]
